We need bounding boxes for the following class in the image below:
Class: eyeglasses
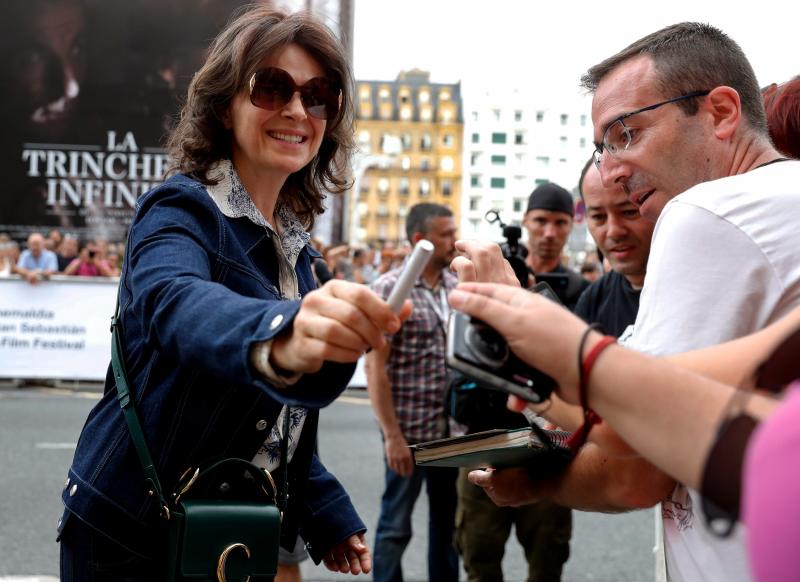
[248,67,341,121]
[592,90,710,168]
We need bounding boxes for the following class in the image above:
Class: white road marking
[35,442,77,450]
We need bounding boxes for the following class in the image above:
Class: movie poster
[0,0,254,243]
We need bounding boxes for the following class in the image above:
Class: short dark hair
[405,203,452,242]
[166,5,355,229]
[581,22,768,135]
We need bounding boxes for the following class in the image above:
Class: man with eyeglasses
[460,22,800,582]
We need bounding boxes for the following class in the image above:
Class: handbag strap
[110,285,290,519]
[110,290,170,518]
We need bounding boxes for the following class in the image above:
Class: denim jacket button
[256,419,268,431]
[64,477,70,490]
[269,314,284,330]
[69,484,78,497]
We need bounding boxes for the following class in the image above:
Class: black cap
[526,182,574,217]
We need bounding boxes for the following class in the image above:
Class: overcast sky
[353,0,797,103]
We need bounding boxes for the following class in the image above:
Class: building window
[401,133,412,150]
[378,203,389,217]
[490,177,505,189]
[514,110,522,122]
[535,178,547,186]
[493,109,501,121]
[399,177,409,195]
[359,85,371,101]
[442,180,452,196]
[471,132,480,144]
[400,107,412,120]
[420,134,432,151]
[491,155,506,165]
[536,156,550,165]
[513,198,524,212]
[491,132,507,144]
[421,107,432,121]
[580,137,587,148]
[470,175,481,187]
[472,111,479,121]
[379,88,390,101]
[580,114,587,126]
[560,114,568,125]
[469,196,480,210]
[536,111,544,122]
[560,136,568,144]
[360,175,371,193]
[418,89,430,103]
[469,218,481,234]
[358,130,370,145]
[514,132,524,145]
[378,178,389,194]
[442,133,454,147]
[419,179,430,196]
[470,152,481,166]
[441,156,454,171]
[401,156,411,170]
[420,157,430,171]
[440,89,451,101]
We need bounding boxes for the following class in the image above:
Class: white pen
[386,239,434,312]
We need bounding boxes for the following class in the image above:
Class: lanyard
[419,281,449,325]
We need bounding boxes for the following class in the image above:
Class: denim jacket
[59,174,363,563]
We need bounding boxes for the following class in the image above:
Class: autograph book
[410,427,572,471]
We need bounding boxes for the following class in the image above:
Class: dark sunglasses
[248,67,341,121]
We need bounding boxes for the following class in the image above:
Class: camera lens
[465,321,509,369]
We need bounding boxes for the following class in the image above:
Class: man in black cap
[522,182,589,310]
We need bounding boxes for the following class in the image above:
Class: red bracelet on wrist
[566,329,616,453]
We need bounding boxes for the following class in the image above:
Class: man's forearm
[541,443,676,512]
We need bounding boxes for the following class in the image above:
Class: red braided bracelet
[566,332,616,453]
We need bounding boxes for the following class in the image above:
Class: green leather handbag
[110,293,287,581]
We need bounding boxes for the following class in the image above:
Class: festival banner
[0,276,118,380]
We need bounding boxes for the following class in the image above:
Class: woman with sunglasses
[58,6,409,580]
[449,283,800,581]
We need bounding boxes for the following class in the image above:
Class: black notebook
[410,427,573,472]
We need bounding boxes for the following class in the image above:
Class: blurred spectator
[353,247,378,284]
[63,240,115,277]
[332,257,354,281]
[0,234,20,277]
[57,237,79,271]
[48,229,63,250]
[16,232,58,284]
[580,261,602,282]
[762,76,800,159]
[378,249,395,275]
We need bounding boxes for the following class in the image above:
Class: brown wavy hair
[166,5,355,229]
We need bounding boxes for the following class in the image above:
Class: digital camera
[446,282,560,404]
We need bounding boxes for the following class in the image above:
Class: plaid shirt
[370,265,458,443]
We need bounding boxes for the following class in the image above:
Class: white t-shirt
[623,160,800,582]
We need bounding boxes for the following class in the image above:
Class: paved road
[0,386,654,581]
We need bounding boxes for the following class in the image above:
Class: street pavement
[0,386,653,581]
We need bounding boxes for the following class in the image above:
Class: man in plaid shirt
[367,203,459,582]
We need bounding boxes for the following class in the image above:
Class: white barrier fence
[0,275,370,386]
[0,275,118,381]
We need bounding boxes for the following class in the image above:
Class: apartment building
[350,70,463,246]
[461,85,594,244]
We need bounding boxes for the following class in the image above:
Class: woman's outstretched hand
[271,280,412,374]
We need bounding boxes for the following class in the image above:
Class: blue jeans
[373,460,459,582]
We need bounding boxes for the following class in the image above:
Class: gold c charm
[216,543,251,582]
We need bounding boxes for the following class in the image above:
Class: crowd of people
[0,228,123,283]
[19,3,795,581]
